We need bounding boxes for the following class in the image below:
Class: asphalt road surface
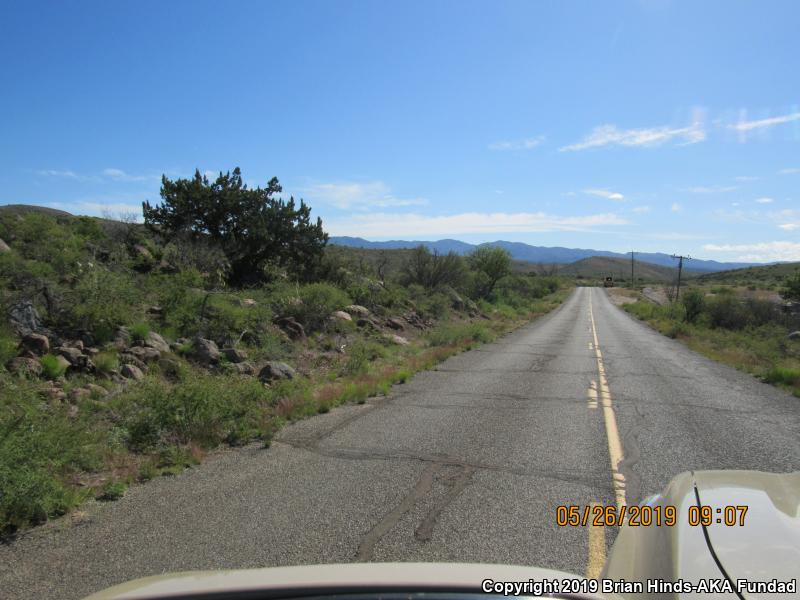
[2,287,799,599]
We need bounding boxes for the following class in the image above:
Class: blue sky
[2,0,799,262]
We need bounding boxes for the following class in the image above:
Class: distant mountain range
[329,236,760,273]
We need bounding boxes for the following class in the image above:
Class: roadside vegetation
[621,272,800,398]
[0,170,569,537]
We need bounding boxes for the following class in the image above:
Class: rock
[113,326,131,349]
[356,318,377,330]
[127,345,161,362]
[132,244,153,260]
[331,310,352,322]
[69,387,91,401]
[119,353,148,372]
[241,298,257,307]
[0,238,10,253]
[158,260,178,274]
[41,386,66,402]
[147,305,164,316]
[345,305,370,317]
[274,316,306,341]
[193,338,220,364]
[386,317,405,331]
[143,331,170,354]
[258,361,296,382]
[788,331,800,340]
[8,300,52,338]
[85,383,108,397]
[84,347,100,356]
[67,404,80,419]
[20,333,49,355]
[70,340,85,351]
[222,347,248,363]
[6,356,42,377]
[56,346,84,366]
[384,334,410,346]
[120,363,145,381]
[231,362,255,375]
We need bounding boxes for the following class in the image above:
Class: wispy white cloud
[488,135,545,151]
[779,167,800,174]
[325,211,628,237]
[755,197,774,204]
[670,203,682,212]
[36,169,99,182]
[730,111,800,132]
[560,120,705,152]
[771,209,800,232]
[734,176,759,182]
[102,168,157,183]
[583,188,625,201]
[37,167,157,183]
[682,185,737,194]
[703,241,800,262]
[632,205,651,214]
[302,181,428,211]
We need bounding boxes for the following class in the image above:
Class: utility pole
[671,254,691,300]
[630,251,635,288]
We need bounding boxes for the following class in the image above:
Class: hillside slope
[557,256,687,283]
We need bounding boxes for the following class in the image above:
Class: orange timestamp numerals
[555,504,749,527]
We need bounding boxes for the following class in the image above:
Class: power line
[671,254,692,300]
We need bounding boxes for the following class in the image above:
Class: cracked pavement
[2,287,799,599]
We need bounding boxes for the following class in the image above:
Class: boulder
[345,305,370,317]
[231,362,255,375]
[386,317,405,331]
[241,298,258,307]
[274,316,306,341]
[222,347,248,363]
[119,353,148,372]
[56,346,84,366]
[128,345,162,362]
[6,356,42,378]
[331,310,352,322]
[85,383,108,397]
[0,238,10,253]
[20,333,49,355]
[69,387,91,402]
[788,331,800,340]
[120,363,145,381]
[258,361,296,383]
[41,386,66,402]
[143,331,170,354]
[193,338,220,364]
[384,334,410,346]
[147,305,164,316]
[356,318,378,330]
[132,244,153,260]
[8,300,52,338]
[113,326,131,350]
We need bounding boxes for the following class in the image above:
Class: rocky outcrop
[193,338,220,364]
[120,364,145,381]
[258,361,296,382]
[20,333,49,355]
[143,331,170,354]
[222,348,248,363]
[331,310,352,322]
[385,317,405,331]
[345,305,370,317]
[384,334,410,346]
[274,316,306,341]
[6,356,42,377]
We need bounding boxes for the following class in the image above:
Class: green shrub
[276,283,351,331]
[40,354,67,379]
[98,481,127,501]
[707,296,749,330]
[681,289,705,324]
[427,323,492,346]
[763,367,800,386]
[93,351,119,374]
[130,322,150,342]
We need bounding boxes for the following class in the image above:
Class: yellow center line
[586,501,606,579]
[589,288,627,510]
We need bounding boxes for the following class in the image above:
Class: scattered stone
[119,353,148,372]
[20,333,49,355]
[8,300,53,338]
[345,304,370,317]
[147,305,164,316]
[356,318,377,330]
[331,310,352,322]
[241,298,257,307]
[67,404,80,419]
[0,238,10,253]
[258,361,296,382]
[85,383,108,397]
[193,338,220,364]
[84,347,100,356]
[56,346,84,366]
[384,334,410,346]
[231,362,255,375]
[69,340,85,351]
[120,363,145,381]
[127,345,161,362]
[69,387,91,402]
[113,326,131,349]
[222,347,248,363]
[6,356,42,377]
[386,317,405,331]
[788,331,800,340]
[132,244,153,260]
[41,386,66,402]
[143,331,170,354]
[274,316,306,341]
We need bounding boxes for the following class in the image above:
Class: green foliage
[40,354,67,379]
[340,342,385,377]
[763,366,800,386]
[401,246,466,289]
[98,481,128,501]
[427,323,493,346]
[93,351,119,374]
[782,270,800,301]
[468,246,511,298]
[130,322,150,342]
[681,289,706,324]
[143,168,328,285]
[275,283,351,331]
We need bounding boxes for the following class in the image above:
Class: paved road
[2,288,799,599]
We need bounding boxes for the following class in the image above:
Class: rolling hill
[697,261,800,286]
[329,236,759,273]
[556,256,687,283]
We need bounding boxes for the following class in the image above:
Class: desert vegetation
[0,171,567,536]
